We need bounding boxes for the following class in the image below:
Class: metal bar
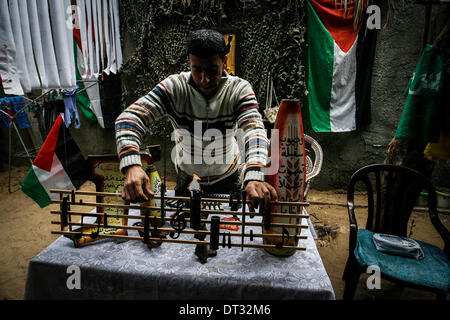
[51,230,306,250]
[50,189,309,206]
[12,121,33,163]
[51,221,308,240]
[49,200,309,218]
[50,210,308,228]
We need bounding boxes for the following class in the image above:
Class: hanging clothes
[74,23,103,126]
[0,0,24,96]
[99,71,121,128]
[111,0,122,72]
[17,0,41,90]
[96,0,105,73]
[102,0,111,75]
[25,102,44,150]
[49,0,76,89]
[64,0,77,88]
[79,0,122,77]
[62,86,81,128]
[0,96,30,129]
[85,0,95,79]
[107,0,117,74]
[1,0,123,111]
[7,0,31,93]
[76,76,104,127]
[36,0,61,89]
[76,0,89,78]
[92,0,101,77]
[27,0,48,89]
[43,96,65,136]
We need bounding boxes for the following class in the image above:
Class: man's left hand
[244,181,278,214]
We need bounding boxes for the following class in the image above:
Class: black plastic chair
[342,164,450,300]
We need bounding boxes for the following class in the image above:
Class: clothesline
[1,0,122,96]
[1,80,99,159]
[1,80,99,123]
[1,79,99,194]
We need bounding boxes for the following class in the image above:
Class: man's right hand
[122,165,154,202]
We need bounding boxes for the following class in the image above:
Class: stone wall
[10,0,447,190]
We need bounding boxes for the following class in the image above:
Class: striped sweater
[115,71,269,186]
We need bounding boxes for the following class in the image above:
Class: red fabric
[33,115,63,171]
[73,27,82,50]
[309,0,365,53]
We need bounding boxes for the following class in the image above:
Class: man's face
[189,54,227,97]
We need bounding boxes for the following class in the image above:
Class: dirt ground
[0,165,448,300]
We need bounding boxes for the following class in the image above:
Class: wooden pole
[50,201,309,218]
[49,189,309,206]
[51,230,306,250]
[50,210,308,228]
[51,220,308,240]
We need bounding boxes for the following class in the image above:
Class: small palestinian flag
[73,25,104,128]
[307,0,378,132]
[21,114,89,207]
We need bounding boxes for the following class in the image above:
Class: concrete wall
[5,1,447,190]
[70,1,449,189]
[70,114,117,157]
[306,1,449,189]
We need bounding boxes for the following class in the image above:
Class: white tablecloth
[24,194,335,300]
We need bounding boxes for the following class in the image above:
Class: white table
[24,194,335,300]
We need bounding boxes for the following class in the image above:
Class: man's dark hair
[186,29,228,59]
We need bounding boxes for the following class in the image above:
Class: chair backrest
[304,134,323,199]
[305,134,323,182]
[347,164,450,257]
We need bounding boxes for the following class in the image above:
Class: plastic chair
[342,164,450,299]
[304,134,323,200]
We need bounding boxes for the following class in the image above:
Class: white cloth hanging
[85,0,95,79]
[76,0,122,78]
[108,0,117,74]
[36,0,61,89]
[102,0,111,75]
[18,0,41,89]
[64,0,77,88]
[85,81,104,128]
[0,0,24,95]
[112,0,122,72]
[96,0,105,73]
[74,1,105,128]
[27,0,48,89]
[76,0,89,78]
[92,0,100,77]
[7,0,31,93]
[1,0,122,94]
[49,0,76,89]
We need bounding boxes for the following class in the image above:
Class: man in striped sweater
[115,29,277,212]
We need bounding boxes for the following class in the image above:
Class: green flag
[395,45,445,143]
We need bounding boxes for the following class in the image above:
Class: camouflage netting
[119,0,307,140]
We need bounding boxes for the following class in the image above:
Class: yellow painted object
[424,131,450,163]
[141,165,163,226]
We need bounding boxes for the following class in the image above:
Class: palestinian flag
[307,0,378,132]
[21,114,89,207]
[73,22,105,128]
